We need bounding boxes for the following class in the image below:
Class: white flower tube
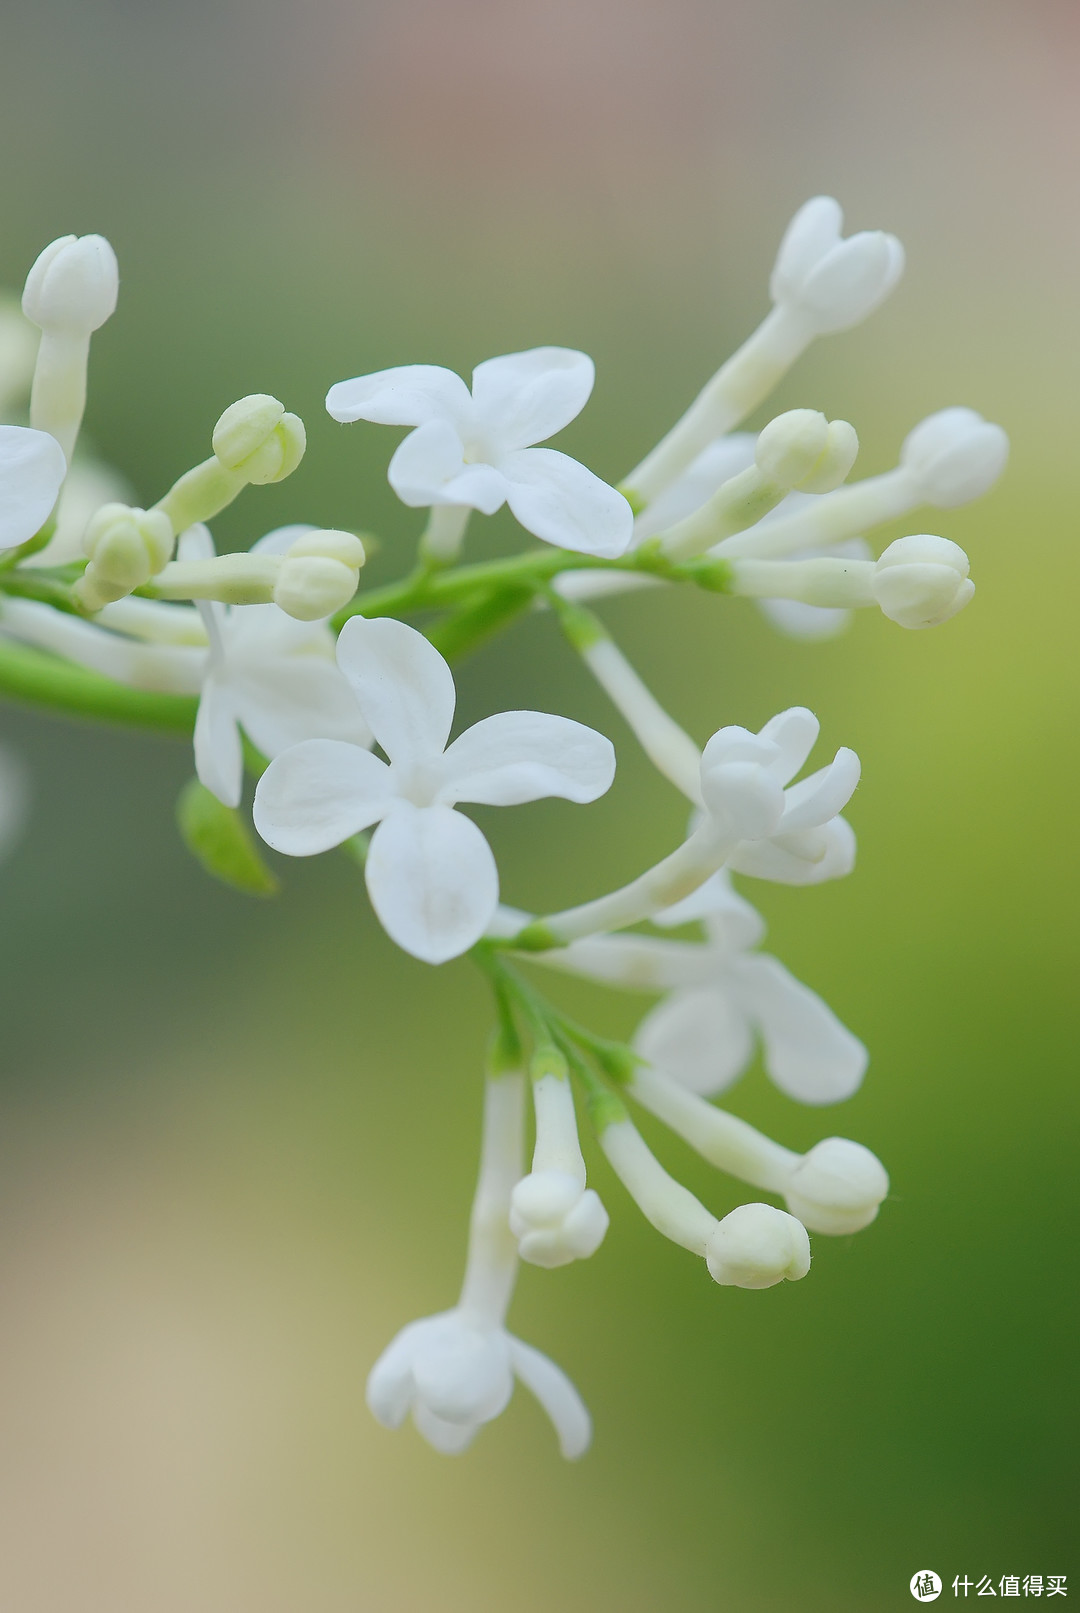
[596,1109,811,1290]
[622,197,901,506]
[22,233,119,464]
[627,1064,889,1235]
[728,533,974,630]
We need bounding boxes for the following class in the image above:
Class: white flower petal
[366,1324,423,1429]
[757,706,819,783]
[326,364,473,430]
[0,424,67,550]
[253,739,395,855]
[778,746,860,831]
[654,869,767,950]
[732,954,867,1103]
[757,599,853,640]
[410,1315,513,1424]
[471,347,595,455]
[193,675,244,807]
[507,1336,591,1460]
[500,448,633,558]
[388,419,508,514]
[634,986,755,1097]
[230,660,373,760]
[176,523,216,562]
[250,523,316,556]
[365,803,498,963]
[727,816,855,885]
[334,616,456,766]
[439,711,615,807]
[412,1404,481,1455]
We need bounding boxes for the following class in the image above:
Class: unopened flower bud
[22,234,119,335]
[509,1170,609,1268]
[784,1137,889,1235]
[76,503,175,609]
[899,407,1009,507]
[212,394,306,485]
[272,529,365,620]
[872,534,973,629]
[755,410,858,493]
[705,1202,811,1288]
[770,196,904,335]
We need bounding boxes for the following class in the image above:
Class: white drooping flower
[326,348,634,558]
[770,195,905,336]
[366,1307,591,1459]
[253,616,616,963]
[0,423,67,551]
[535,871,866,1104]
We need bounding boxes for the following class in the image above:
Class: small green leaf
[176,778,279,897]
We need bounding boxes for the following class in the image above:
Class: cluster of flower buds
[0,193,1005,1460]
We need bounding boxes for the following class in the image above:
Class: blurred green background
[1,1,1077,1607]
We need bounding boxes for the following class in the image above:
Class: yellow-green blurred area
[1,0,1077,1607]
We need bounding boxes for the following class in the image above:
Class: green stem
[426,584,536,662]
[0,637,198,733]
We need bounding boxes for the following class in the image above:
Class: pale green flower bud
[705,1202,811,1288]
[273,529,365,620]
[22,234,118,336]
[76,503,175,610]
[211,394,306,485]
[755,410,858,493]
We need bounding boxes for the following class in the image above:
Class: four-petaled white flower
[366,1307,591,1459]
[253,616,616,963]
[326,348,634,557]
[532,872,866,1104]
[0,423,67,551]
[182,526,373,809]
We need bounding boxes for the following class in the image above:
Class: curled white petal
[365,802,499,963]
[439,710,615,807]
[507,1336,592,1460]
[777,747,861,832]
[326,364,473,429]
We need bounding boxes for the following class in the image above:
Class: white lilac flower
[0,423,67,551]
[368,1067,591,1458]
[532,871,866,1104]
[325,347,634,558]
[253,616,616,963]
[367,1307,591,1459]
[181,525,373,808]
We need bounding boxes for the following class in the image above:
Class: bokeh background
[1,1,1077,1607]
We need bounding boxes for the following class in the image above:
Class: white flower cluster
[0,197,1005,1459]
